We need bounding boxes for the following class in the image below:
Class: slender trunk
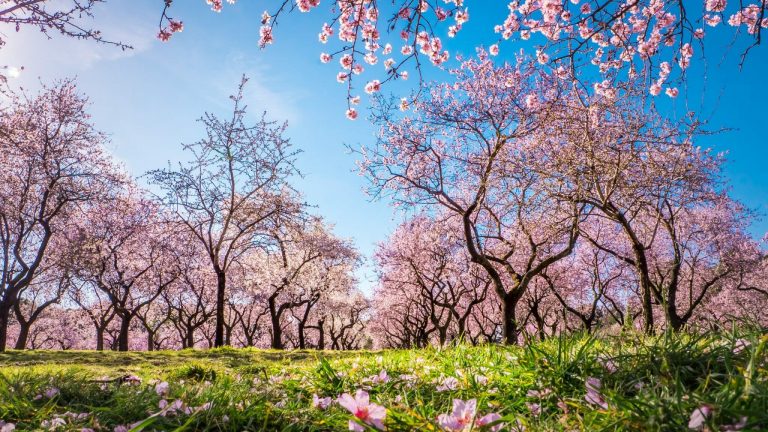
[14,321,30,350]
[214,270,226,347]
[298,322,306,349]
[96,326,105,351]
[501,292,523,345]
[268,295,284,349]
[146,330,155,352]
[317,319,325,350]
[117,314,131,352]
[0,303,11,352]
[186,328,195,348]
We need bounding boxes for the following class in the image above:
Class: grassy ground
[0,330,767,431]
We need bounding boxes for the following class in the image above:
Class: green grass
[1,330,767,431]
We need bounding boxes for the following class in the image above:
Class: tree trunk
[146,330,155,351]
[14,321,30,350]
[214,270,226,347]
[96,326,105,351]
[501,292,523,345]
[268,296,284,349]
[186,328,195,348]
[0,303,11,352]
[298,321,307,349]
[117,314,131,352]
[317,319,325,350]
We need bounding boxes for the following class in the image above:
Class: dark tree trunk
[146,330,155,352]
[268,295,284,349]
[501,291,523,345]
[298,322,306,349]
[117,314,131,352]
[317,319,325,350]
[14,321,30,350]
[214,270,226,347]
[0,303,11,352]
[96,326,105,351]
[186,328,195,348]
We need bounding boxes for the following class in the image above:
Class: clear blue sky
[1,1,766,291]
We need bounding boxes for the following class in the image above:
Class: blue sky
[1,1,766,292]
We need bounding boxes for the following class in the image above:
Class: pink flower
[258,26,274,47]
[364,80,381,94]
[169,20,184,33]
[371,369,389,384]
[705,0,726,12]
[44,387,60,399]
[688,404,713,430]
[437,399,503,431]
[650,83,662,96]
[399,98,409,111]
[665,87,679,98]
[489,44,500,56]
[346,108,359,120]
[340,54,354,69]
[476,413,503,431]
[536,49,550,64]
[437,399,477,431]
[157,29,172,42]
[584,377,608,409]
[312,394,332,410]
[0,421,16,432]
[320,53,332,63]
[436,376,459,392]
[155,381,170,396]
[337,390,386,431]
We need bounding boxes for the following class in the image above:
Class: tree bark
[14,321,30,350]
[214,269,226,347]
[117,314,131,351]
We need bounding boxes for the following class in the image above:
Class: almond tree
[537,81,757,332]
[148,76,299,347]
[361,54,580,344]
[72,187,180,351]
[244,214,358,349]
[374,215,490,345]
[0,81,120,351]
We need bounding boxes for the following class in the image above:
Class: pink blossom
[665,87,679,98]
[436,376,460,392]
[437,399,503,431]
[584,377,608,409]
[0,421,15,432]
[489,44,500,56]
[340,54,354,69]
[688,405,713,430]
[157,29,172,42]
[705,0,727,12]
[320,53,332,63]
[312,394,333,410]
[258,26,274,47]
[346,108,358,120]
[536,49,550,64]
[337,390,386,431]
[155,381,170,396]
[365,80,381,94]
[437,399,477,431]
[169,20,184,33]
